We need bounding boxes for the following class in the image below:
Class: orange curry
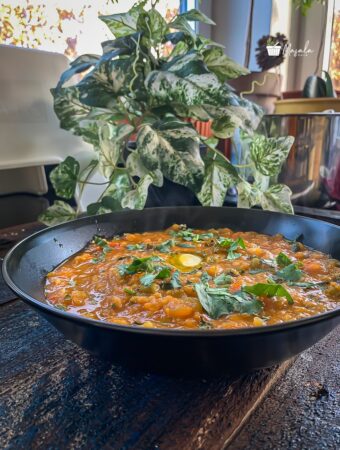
[45,224,340,329]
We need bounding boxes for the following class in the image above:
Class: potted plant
[229,31,288,114]
[276,70,339,113]
[39,1,295,226]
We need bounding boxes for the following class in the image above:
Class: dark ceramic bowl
[2,207,340,374]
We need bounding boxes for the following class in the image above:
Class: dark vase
[145,178,200,208]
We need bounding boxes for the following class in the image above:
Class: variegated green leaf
[137,9,168,42]
[146,53,262,134]
[260,184,294,214]
[57,54,100,89]
[121,174,153,210]
[136,124,204,192]
[236,181,261,209]
[50,156,80,199]
[169,16,196,39]
[211,116,235,139]
[78,58,138,108]
[249,135,295,176]
[237,181,294,214]
[85,107,126,123]
[101,33,141,54]
[197,159,238,206]
[202,47,249,81]
[99,9,139,38]
[51,87,91,134]
[97,123,134,178]
[87,168,132,214]
[126,151,163,187]
[196,35,225,50]
[171,8,215,26]
[76,119,101,146]
[38,201,76,226]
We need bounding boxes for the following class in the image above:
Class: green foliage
[170,226,214,242]
[118,256,158,275]
[292,0,325,16]
[214,273,233,286]
[243,282,294,304]
[38,200,76,226]
[50,156,80,199]
[276,252,292,268]
[275,263,303,282]
[155,239,175,253]
[217,237,246,260]
[195,283,263,319]
[249,135,294,177]
[40,2,295,226]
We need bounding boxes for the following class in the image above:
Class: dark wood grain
[229,329,340,450]
[0,300,293,450]
[0,221,338,450]
[0,222,44,304]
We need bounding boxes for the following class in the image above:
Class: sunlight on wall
[0,0,180,59]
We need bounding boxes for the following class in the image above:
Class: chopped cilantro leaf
[275,263,302,282]
[217,237,246,260]
[276,252,292,267]
[119,256,158,276]
[155,239,175,253]
[214,273,233,286]
[126,243,146,251]
[242,282,293,304]
[195,283,263,319]
[124,288,136,295]
[171,227,214,242]
[140,267,172,286]
[201,271,212,283]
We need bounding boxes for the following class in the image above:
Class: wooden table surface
[0,222,339,450]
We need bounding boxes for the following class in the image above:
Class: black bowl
[2,207,340,374]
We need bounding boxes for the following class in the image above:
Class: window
[0,0,186,60]
[328,0,340,89]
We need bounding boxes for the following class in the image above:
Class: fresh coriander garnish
[140,267,171,286]
[276,252,292,267]
[124,288,136,295]
[275,263,302,282]
[155,239,175,253]
[126,243,146,251]
[170,226,214,242]
[217,237,246,260]
[118,256,159,276]
[195,283,263,319]
[287,281,327,289]
[161,270,182,290]
[249,269,269,274]
[170,271,182,289]
[177,243,195,248]
[242,282,293,304]
[201,271,212,283]
[214,273,233,286]
[93,236,110,249]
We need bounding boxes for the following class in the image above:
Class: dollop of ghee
[168,253,202,272]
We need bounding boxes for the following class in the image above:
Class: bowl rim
[3,206,340,338]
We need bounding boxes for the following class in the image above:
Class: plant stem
[233,163,252,168]
[78,181,110,186]
[76,161,98,215]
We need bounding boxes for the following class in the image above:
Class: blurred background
[0,0,339,226]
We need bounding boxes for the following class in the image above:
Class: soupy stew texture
[45,224,340,329]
